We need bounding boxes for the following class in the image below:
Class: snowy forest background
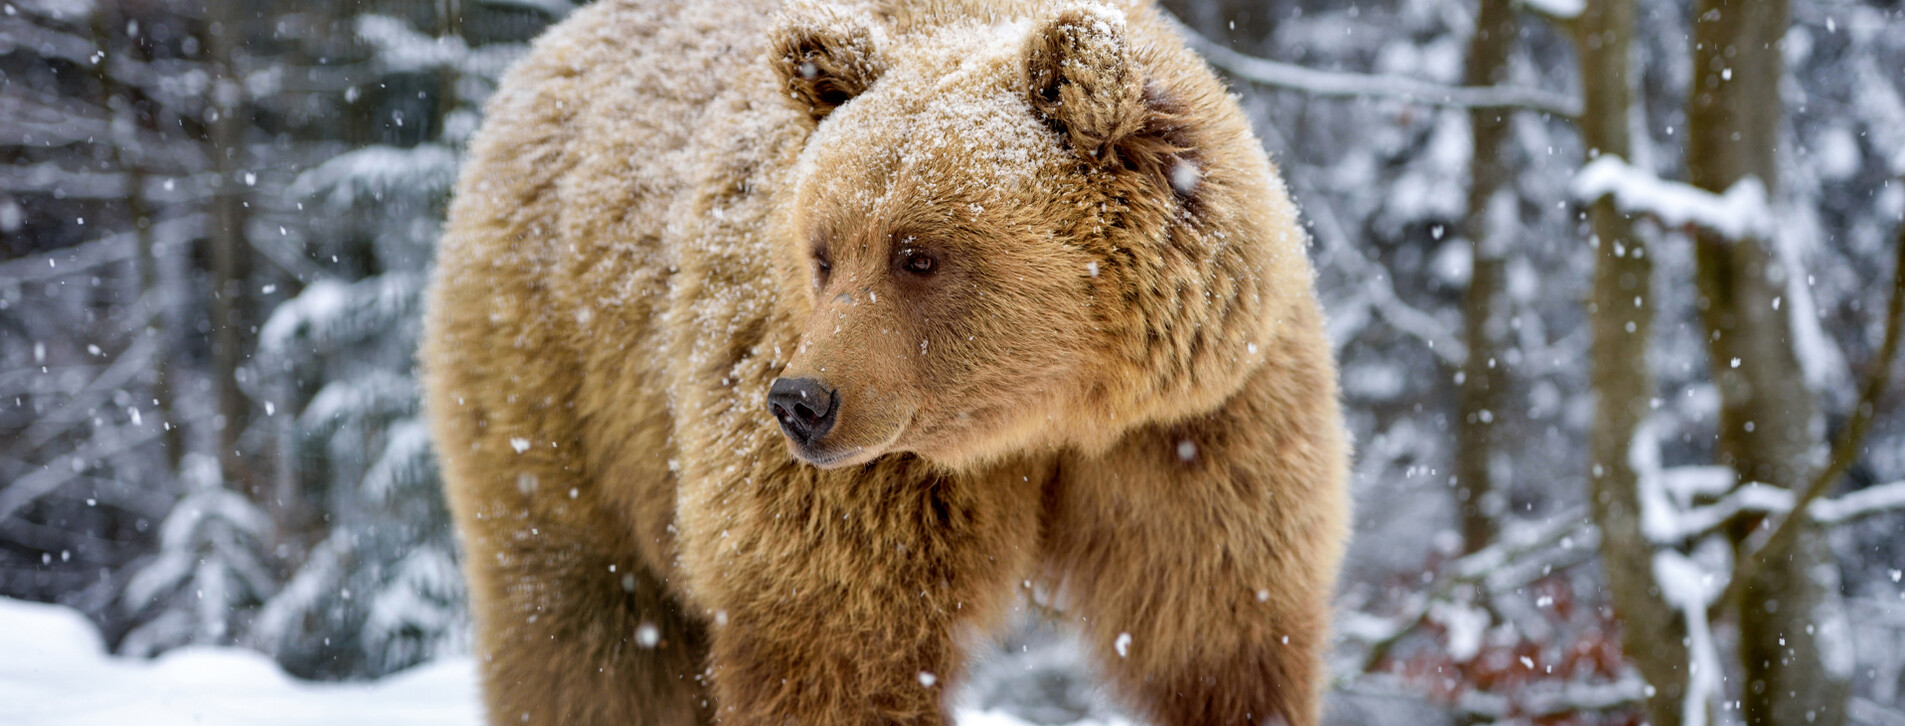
[3,0,1903,724]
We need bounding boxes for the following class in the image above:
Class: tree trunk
[132,118,183,475]
[90,8,183,472]
[1575,2,1692,725]
[206,0,255,492]
[1685,1,1851,724]
[1455,0,1516,554]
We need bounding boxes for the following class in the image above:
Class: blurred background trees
[3,0,1903,723]
[1,0,564,678]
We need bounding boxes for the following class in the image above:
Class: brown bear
[421,0,1349,724]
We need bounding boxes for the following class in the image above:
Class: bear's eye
[900,250,936,276]
[812,249,832,288]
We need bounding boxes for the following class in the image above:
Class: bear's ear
[1023,4,1192,179]
[770,6,884,123]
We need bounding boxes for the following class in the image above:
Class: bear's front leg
[1044,359,1350,726]
[678,455,1044,725]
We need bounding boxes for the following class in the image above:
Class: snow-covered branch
[1276,148,1468,364]
[1458,674,1645,720]
[1,88,111,146]
[1514,0,1585,21]
[1851,697,1905,726]
[354,15,525,81]
[1171,18,1581,118]
[355,14,468,74]
[0,213,204,284]
[1,21,211,114]
[1653,550,1725,726]
[16,334,155,451]
[1724,218,1905,605]
[1814,480,1905,522]
[0,163,212,202]
[1668,480,1905,534]
[1636,417,1905,544]
[290,143,459,209]
[1340,509,1596,671]
[0,426,165,524]
[258,273,425,355]
[1572,155,1773,242]
[1325,238,1469,366]
[472,0,576,17]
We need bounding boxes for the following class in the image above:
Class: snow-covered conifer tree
[247,0,568,678]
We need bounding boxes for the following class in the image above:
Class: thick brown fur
[422,1,1349,724]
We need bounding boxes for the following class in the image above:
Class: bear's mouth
[785,408,913,469]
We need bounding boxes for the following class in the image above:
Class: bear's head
[765,0,1308,470]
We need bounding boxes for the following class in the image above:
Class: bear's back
[436,0,789,311]
[425,0,805,584]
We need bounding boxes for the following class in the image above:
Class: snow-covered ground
[1,597,478,726]
[0,597,1128,726]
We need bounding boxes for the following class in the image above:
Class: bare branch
[1342,510,1596,673]
[1253,121,1469,365]
[1742,212,1905,567]
[16,334,155,452]
[1851,698,1905,726]
[0,164,214,203]
[0,426,165,524]
[0,214,205,284]
[1168,17,1582,118]
[1459,674,1646,720]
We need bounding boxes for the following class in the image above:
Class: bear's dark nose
[768,377,838,448]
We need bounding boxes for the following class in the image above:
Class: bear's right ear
[770,6,884,123]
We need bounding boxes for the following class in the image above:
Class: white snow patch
[0,598,1125,726]
[1518,0,1584,19]
[1573,155,1773,242]
[1429,239,1471,287]
[1427,600,1489,663]
[0,597,480,726]
[1169,159,1201,197]
[1815,125,1863,181]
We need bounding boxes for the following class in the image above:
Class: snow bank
[0,598,1112,726]
[0,597,479,726]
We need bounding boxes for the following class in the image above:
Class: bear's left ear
[770,5,884,123]
[1023,4,1192,179]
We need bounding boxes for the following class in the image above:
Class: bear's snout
[768,376,839,448]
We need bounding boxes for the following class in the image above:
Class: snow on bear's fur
[421,1,1349,724]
